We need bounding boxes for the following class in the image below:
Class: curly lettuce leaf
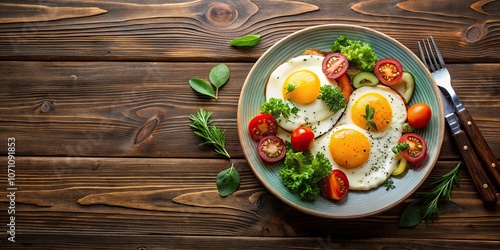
[330,35,378,72]
[278,149,332,201]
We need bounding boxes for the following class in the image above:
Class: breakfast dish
[237,24,444,218]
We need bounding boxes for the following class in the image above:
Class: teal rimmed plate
[237,24,444,218]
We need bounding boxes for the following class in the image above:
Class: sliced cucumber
[391,72,415,104]
[352,71,379,88]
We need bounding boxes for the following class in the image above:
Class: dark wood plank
[1,61,499,158]
[0,0,499,62]
[1,157,498,241]
[5,235,500,250]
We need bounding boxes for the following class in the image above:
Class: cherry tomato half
[248,113,278,141]
[398,133,427,163]
[374,58,403,85]
[257,135,286,163]
[320,169,349,200]
[407,103,432,128]
[337,74,353,103]
[291,125,315,151]
[322,53,349,80]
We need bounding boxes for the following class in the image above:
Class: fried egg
[310,85,407,190]
[265,55,345,137]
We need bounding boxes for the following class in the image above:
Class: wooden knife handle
[452,130,497,204]
[456,108,500,189]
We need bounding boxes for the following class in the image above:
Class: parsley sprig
[317,85,346,112]
[399,162,461,227]
[362,104,377,131]
[189,108,230,158]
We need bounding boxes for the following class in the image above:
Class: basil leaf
[216,164,240,197]
[189,78,216,98]
[399,201,423,228]
[229,34,261,47]
[209,63,230,90]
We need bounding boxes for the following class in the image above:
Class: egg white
[265,54,346,137]
[310,85,407,190]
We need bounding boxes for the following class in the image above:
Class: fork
[418,36,500,190]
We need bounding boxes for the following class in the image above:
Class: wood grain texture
[0,157,498,242]
[6,235,500,250]
[1,0,500,248]
[0,0,499,62]
[0,61,499,158]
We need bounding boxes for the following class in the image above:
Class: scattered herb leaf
[216,163,240,197]
[189,108,230,158]
[399,162,461,228]
[209,63,230,98]
[399,201,422,227]
[230,34,261,47]
[189,78,216,98]
[362,104,378,131]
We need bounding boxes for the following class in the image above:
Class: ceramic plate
[237,24,444,218]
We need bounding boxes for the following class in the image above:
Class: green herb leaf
[362,104,377,131]
[330,35,378,71]
[278,149,332,201]
[216,164,240,197]
[189,78,216,98]
[260,97,292,120]
[392,142,410,154]
[383,178,396,191]
[209,64,230,98]
[399,201,424,228]
[229,34,261,47]
[317,85,346,112]
[399,162,461,228]
[285,83,297,94]
[189,108,230,158]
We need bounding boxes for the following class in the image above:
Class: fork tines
[418,36,446,72]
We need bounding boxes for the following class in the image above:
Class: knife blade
[439,90,497,204]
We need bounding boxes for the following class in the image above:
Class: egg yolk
[282,69,320,105]
[329,128,371,169]
[351,93,392,131]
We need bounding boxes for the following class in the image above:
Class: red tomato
[248,113,278,141]
[337,74,353,102]
[407,103,432,128]
[398,133,427,163]
[320,169,349,200]
[257,135,286,163]
[374,58,403,85]
[291,126,315,151]
[322,53,349,80]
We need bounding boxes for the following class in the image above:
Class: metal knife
[439,90,497,204]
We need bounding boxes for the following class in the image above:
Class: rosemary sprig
[362,104,377,131]
[189,108,230,158]
[399,162,461,227]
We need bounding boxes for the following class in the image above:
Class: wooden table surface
[1,0,500,249]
